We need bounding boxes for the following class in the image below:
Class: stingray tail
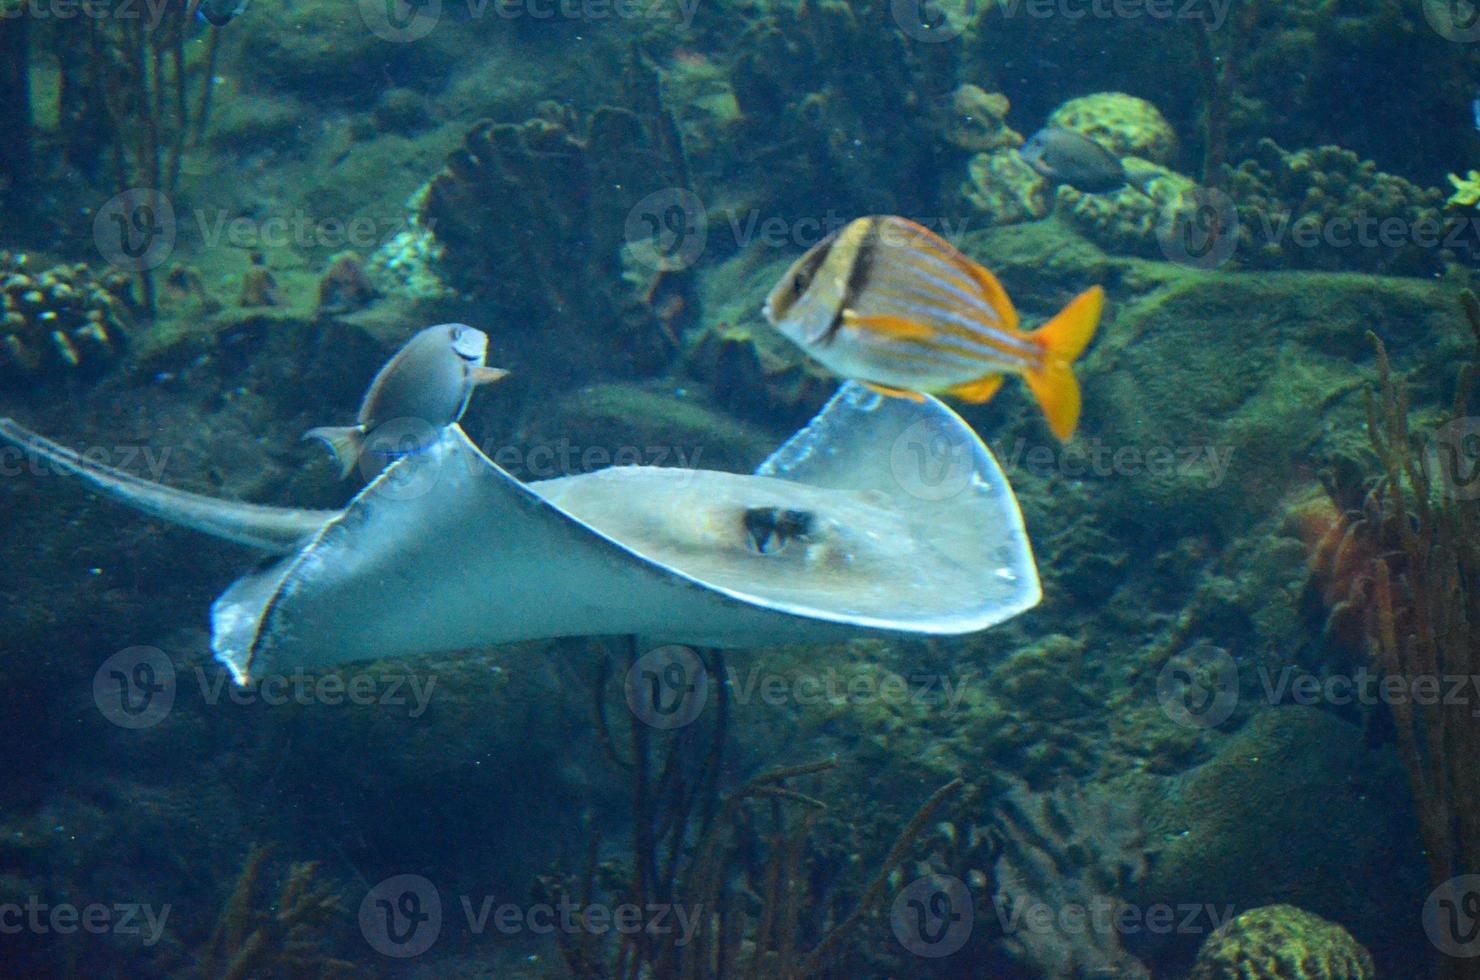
[303,426,362,479]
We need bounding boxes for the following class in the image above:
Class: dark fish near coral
[189,0,249,25]
[1018,127,1130,194]
[764,215,1103,442]
[305,324,509,478]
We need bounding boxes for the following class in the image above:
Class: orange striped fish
[762,215,1104,441]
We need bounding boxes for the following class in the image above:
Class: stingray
[0,383,1040,684]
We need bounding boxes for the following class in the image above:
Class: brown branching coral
[545,643,962,979]
[1363,293,1480,973]
[197,843,352,980]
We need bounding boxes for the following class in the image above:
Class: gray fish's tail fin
[303,425,362,479]
[0,418,330,553]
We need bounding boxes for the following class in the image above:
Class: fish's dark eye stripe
[824,218,881,344]
[771,232,836,320]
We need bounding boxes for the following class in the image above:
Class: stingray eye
[743,506,814,555]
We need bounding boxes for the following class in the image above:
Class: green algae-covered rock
[1189,904,1375,980]
[512,382,779,480]
[1131,707,1423,968]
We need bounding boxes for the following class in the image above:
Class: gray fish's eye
[448,324,486,361]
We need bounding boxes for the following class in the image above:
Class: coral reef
[197,843,351,980]
[1446,170,1480,208]
[725,0,957,219]
[1189,904,1376,980]
[417,58,696,381]
[1056,162,1199,258]
[937,84,1022,154]
[543,644,964,977]
[990,776,1151,978]
[961,148,1050,226]
[1048,92,1179,166]
[0,251,133,383]
[1222,139,1451,275]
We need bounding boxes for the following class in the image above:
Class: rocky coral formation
[1131,707,1423,966]
[1223,139,1451,275]
[726,0,957,219]
[1048,92,1179,166]
[1189,904,1376,980]
[938,84,1022,154]
[991,776,1152,978]
[960,141,1050,226]
[417,61,697,382]
[1056,162,1200,258]
[0,251,133,384]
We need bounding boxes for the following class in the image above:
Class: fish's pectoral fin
[473,366,510,385]
[944,374,1006,404]
[841,311,936,341]
[861,381,927,402]
[303,426,362,479]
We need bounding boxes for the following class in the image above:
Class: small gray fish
[1018,127,1130,194]
[306,323,508,478]
[190,0,249,26]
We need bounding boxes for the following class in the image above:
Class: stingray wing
[214,383,1040,684]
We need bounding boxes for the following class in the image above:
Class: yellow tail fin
[1025,285,1104,441]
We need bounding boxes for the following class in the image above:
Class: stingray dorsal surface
[209,381,1039,683]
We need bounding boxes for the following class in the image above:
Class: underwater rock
[1047,92,1179,167]
[247,4,453,106]
[1223,139,1450,276]
[1090,267,1455,537]
[1130,707,1423,972]
[0,252,133,386]
[1189,904,1376,980]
